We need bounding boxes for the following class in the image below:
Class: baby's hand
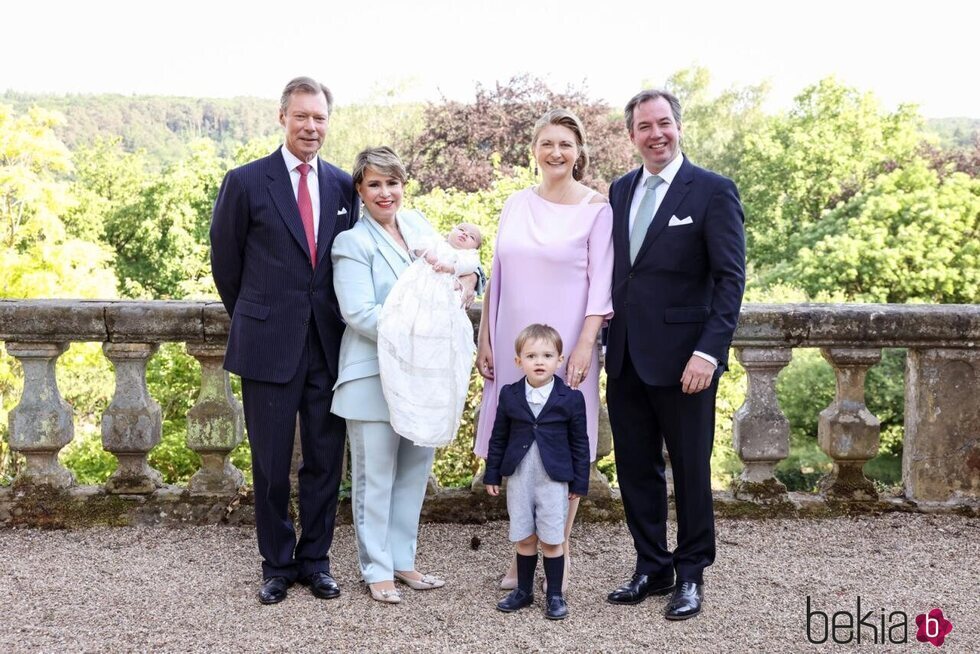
[486,484,500,496]
[432,261,455,274]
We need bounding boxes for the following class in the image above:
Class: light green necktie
[629,174,664,263]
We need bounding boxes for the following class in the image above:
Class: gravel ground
[1,514,977,653]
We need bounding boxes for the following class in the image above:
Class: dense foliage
[1,70,977,490]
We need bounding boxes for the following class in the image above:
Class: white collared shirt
[281,145,321,241]
[626,153,718,369]
[524,378,555,419]
[628,152,684,232]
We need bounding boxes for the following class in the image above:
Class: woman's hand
[486,484,500,496]
[477,340,494,380]
[565,340,594,389]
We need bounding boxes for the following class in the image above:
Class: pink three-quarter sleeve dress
[475,187,614,461]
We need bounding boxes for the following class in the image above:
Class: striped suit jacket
[210,149,358,383]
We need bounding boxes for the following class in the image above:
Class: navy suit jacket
[605,156,745,386]
[484,376,590,497]
[210,149,358,383]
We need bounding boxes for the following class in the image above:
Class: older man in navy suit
[605,89,745,620]
[210,76,358,605]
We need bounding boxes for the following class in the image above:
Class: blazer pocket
[664,306,709,323]
[335,357,380,386]
[235,298,270,320]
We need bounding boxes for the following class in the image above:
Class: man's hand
[486,484,500,496]
[458,272,478,308]
[680,355,716,394]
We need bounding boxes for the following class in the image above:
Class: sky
[2,0,978,118]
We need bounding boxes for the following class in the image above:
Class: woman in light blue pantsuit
[332,147,475,604]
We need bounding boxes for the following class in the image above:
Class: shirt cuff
[693,351,718,368]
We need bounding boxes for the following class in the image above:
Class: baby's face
[448,224,481,250]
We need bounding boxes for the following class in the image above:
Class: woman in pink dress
[475,108,614,590]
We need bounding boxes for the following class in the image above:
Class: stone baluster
[185,343,244,494]
[817,348,881,501]
[5,342,75,487]
[102,342,163,494]
[904,348,980,502]
[732,347,792,501]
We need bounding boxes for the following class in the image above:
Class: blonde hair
[530,109,590,181]
[514,323,563,356]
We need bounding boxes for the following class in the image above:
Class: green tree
[734,78,924,272]
[789,160,979,303]
[104,139,225,299]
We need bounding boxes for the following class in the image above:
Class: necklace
[536,181,576,205]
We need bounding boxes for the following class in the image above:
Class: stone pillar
[904,348,980,502]
[817,348,881,500]
[102,342,163,494]
[732,347,792,500]
[185,343,244,495]
[5,342,75,487]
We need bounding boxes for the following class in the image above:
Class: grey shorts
[506,442,569,545]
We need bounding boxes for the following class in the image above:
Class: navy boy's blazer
[484,376,590,497]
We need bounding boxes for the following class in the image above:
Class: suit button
[629,272,635,279]
[523,445,528,449]
[532,424,538,430]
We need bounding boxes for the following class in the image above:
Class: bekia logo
[806,596,954,647]
[915,609,953,648]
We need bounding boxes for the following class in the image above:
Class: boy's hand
[568,492,581,500]
[486,484,500,496]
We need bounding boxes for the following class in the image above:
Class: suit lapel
[363,213,410,278]
[513,381,536,421]
[633,157,694,264]
[315,159,342,269]
[536,377,567,419]
[266,151,313,262]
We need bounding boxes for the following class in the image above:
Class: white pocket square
[668,215,693,226]
[337,207,348,215]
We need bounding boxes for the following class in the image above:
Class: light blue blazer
[330,209,438,421]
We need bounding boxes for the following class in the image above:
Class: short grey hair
[280,76,334,116]
[352,146,408,187]
[624,89,682,134]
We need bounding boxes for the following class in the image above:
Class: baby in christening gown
[378,223,483,447]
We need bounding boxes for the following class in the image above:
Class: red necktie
[297,163,316,268]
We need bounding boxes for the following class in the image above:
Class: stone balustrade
[0,300,977,526]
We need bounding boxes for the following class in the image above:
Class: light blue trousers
[346,420,436,583]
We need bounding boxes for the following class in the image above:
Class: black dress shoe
[607,573,675,605]
[299,571,341,599]
[665,581,703,620]
[258,576,292,605]
[496,589,534,613]
[544,595,568,620]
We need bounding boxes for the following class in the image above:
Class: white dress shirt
[628,153,717,369]
[281,145,321,241]
[524,378,555,419]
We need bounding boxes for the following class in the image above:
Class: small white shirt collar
[281,145,317,175]
[524,378,555,405]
